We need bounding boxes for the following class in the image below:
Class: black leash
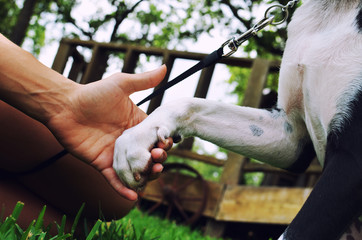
[136,47,224,106]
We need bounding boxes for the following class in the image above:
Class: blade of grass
[0,202,24,234]
[11,202,24,221]
[20,220,35,240]
[71,203,85,237]
[34,205,46,232]
[58,215,67,236]
[0,205,5,223]
[86,219,101,240]
[83,218,90,237]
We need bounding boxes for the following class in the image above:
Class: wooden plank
[60,38,281,71]
[243,162,322,174]
[169,149,225,166]
[122,48,139,74]
[242,58,270,108]
[215,186,312,224]
[168,149,322,174]
[51,40,73,73]
[80,45,108,84]
[146,51,175,114]
[194,65,215,98]
[204,219,227,238]
[67,51,86,82]
[220,152,246,185]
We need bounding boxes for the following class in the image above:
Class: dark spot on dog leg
[249,125,264,137]
[356,7,362,33]
[269,109,281,119]
[284,122,293,134]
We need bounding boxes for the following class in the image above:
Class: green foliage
[118,208,223,240]
[226,66,279,106]
[0,202,72,239]
[0,0,20,38]
[0,202,222,240]
[27,18,47,56]
[0,0,298,57]
[227,67,251,105]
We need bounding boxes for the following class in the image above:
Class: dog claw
[133,172,141,182]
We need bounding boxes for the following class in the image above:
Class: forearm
[0,34,77,123]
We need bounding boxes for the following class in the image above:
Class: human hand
[45,65,172,201]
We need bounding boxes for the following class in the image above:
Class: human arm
[0,33,171,201]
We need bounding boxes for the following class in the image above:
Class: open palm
[46,66,170,200]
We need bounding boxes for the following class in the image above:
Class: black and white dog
[114,1,362,239]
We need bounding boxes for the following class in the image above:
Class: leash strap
[11,149,68,176]
[137,47,224,106]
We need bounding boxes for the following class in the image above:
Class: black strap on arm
[10,149,68,176]
[137,47,224,106]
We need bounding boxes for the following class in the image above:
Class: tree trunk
[10,0,37,46]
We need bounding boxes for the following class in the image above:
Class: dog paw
[113,125,172,191]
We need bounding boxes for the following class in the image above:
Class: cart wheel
[142,163,208,225]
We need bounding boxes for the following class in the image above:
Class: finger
[152,163,164,173]
[122,65,167,95]
[101,168,138,201]
[156,137,173,151]
[151,148,167,164]
[148,163,164,181]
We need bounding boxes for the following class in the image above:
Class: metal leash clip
[221,15,275,57]
[221,0,300,58]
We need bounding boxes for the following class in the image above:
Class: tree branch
[220,0,253,29]
[54,0,93,40]
[110,0,145,42]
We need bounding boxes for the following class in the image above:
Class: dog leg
[279,138,362,240]
[279,91,362,240]
[114,97,313,190]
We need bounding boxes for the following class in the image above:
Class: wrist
[0,34,80,124]
[32,76,80,124]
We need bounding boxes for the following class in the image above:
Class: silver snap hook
[264,4,289,26]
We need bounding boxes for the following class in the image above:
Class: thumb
[122,65,167,95]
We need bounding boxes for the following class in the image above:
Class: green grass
[0,202,223,240]
[118,208,222,240]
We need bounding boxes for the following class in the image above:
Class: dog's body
[114,1,362,239]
